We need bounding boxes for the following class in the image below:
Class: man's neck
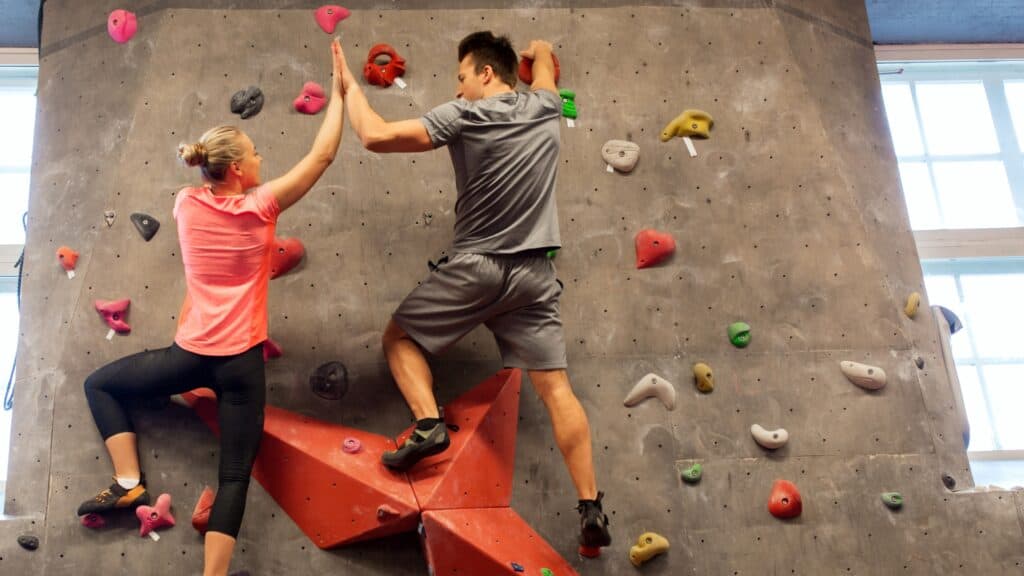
[480,83,515,99]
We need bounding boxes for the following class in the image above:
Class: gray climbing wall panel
[2,1,1022,574]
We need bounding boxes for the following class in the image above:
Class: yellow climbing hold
[693,362,714,393]
[904,291,921,318]
[629,531,670,567]
[660,109,714,141]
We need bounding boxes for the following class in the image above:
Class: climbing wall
[3,1,1022,574]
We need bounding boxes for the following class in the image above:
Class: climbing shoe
[76,476,150,516]
[382,421,450,471]
[577,491,612,549]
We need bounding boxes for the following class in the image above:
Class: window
[879,51,1024,488]
[0,49,37,505]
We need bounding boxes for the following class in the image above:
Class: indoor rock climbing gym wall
[2,1,1023,575]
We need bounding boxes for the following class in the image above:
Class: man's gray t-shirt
[420,89,562,255]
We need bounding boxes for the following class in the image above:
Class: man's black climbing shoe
[76,476,151,516]
[577,491,612,548]
[382,421,451,471]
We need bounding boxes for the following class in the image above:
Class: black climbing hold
[230,86,264,119]
[511,561,525,572]
[937,306,962,334]
[914,356,925,369]
[941,473,956,490]
[17,534,39,551]
[130,212,160,241]
[310,361,349,401]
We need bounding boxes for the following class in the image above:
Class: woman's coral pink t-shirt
[173,185,279,356]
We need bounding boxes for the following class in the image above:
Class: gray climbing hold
[17,534,39,551]
[840,361,887,390]
[230,86,264,119]
[623,373,676,410]
[103,210,116,227]
[130,212,160,242]
[750,424,789,450]
[601,140,640,173]
[310,361,349,401]
[942,473,956,490]
[915,356,925,369]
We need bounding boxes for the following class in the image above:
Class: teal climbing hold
[681,463,703,484]
[881,492,903,510]
[728,322,751,348]
[559,88,577,119]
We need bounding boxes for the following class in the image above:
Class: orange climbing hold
[270,237,305,279]
[56,246,79,272]
[635,229,676,269]
[191,486,215,535]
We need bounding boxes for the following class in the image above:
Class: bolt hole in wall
[878,54,1024,487]
[0,61,36,507]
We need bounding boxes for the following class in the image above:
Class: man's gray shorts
[392,251,567,370]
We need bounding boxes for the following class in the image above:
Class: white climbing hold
[601,140,640,173]
[624,373,676,410]
[750,424,789,449]
[840,361,887,390]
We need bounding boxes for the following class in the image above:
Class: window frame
[877,44,1024,477]
[0,48,36,273]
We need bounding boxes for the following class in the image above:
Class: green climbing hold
[728,322,751,348]
[881,492,903,510]
[559,88,578,119]
[546,248,559,260]
[681,463,703,484]
[541,569,555,576]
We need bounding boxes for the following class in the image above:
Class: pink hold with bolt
[314,5,350,34]
[95,299,131,334]
[107,9,138,44]
[136,493,175,537]
[294,82,327,115]
[342,438,362,453]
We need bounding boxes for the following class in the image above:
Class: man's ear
[481,64,495,84]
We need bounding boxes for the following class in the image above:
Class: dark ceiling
[0,1,1022,49]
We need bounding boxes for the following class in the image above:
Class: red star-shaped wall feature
[179,368,579,575]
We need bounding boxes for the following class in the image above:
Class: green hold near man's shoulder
[558,88,578,119]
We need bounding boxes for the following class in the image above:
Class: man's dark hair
[458,31,518,88]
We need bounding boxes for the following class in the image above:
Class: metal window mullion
[953,271,1002,450]
[982,78,1024,225]
[907,80,950,227]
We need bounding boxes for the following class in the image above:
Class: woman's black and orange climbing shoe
[76,476,151,516]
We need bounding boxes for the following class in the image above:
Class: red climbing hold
[404,369,522,511]
[263,338,283,362]
[137,493,175,537]
[363,44,407,88]
[579,545,601,558]
[270,237,305,279]
[294,81,327,115]
[421,508,579,576]
[81,513,105,529]
[314,5,350,34]
[107,9,137,44]
[635,229,676,269]
[191,486,214,535]
[94,299,131,334]
[518,52,560,85]
[768,479,802,519]
[56,246,79,272]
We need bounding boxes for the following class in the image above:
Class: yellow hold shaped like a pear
[905,292,921,318]
[629,531,670,567]
[693,362,714,393]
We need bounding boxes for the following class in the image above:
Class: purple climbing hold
[511,561,525,572]
[17,534,39,551]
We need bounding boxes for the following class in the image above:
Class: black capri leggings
[84,342,266,538]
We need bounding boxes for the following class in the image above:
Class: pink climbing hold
[314,5,350,34]
[342,437,362,453]
[107,9,138,44]
[270,237,305,279]
[263,338,283,362]
[635,229,677,269]
[136,493,175,537]
[294,81,327,115]
[94,299,131,334]
[81,513,105,529]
